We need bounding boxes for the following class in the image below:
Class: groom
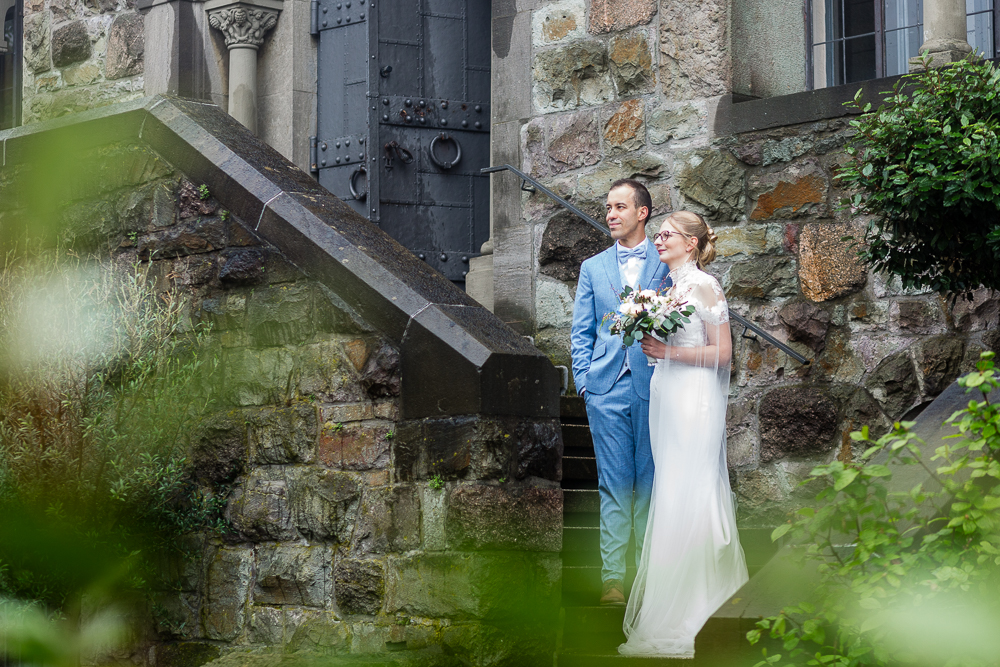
[570,179,669,606]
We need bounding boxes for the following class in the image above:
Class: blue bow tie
[617,242,646,263]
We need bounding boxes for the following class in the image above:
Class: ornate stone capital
[206,0,281,49]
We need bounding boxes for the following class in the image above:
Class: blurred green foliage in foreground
[0,248,227,664]
[750,352,1000,666]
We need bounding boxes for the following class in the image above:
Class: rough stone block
[153,643,221,667]
[660,0,730,98]
[249,402,318,465]
[865,352,920,420]
[531,41,613,112]
[221,347,295,407]
[353,485,421,554]
[190,411,248,485]
[538,211,613,283]
[297,339,365,403]
[603,99,645,154]
[227,468,296,541]
[535,279,574,330]
[62,61,100,85]
[735,466,786,518]
[137,216,226,259]
[446,484,563,552]
[749,161,829,220]
[676,150,745,222]
[532,0,585,45]
[951,288,1000,332]
[725,393,759,470]
[287,467,361,542]
[202,546,253,641]
[342,338,371,372]
[218,249,267,285]
[105,12,143,79]
[547,110,601,175]
[384,552,561,622]
[723,257,797,300]
[576,153,667,202]
[779,301,832,353]
[588,0,655,34]
[360,342,401,399]
[798,222,868,302]
[152,591,201,640]
[837,387,891,440]
[247,283,315,347]
[892,299,946,334]
[334,558,385,615]
[254,544,332,607]
[248,606,285,645]
[649,104,702,144]
[609,31,655,97]
[319,422,391,470]
[24,13,52,74]
[286,610,349,650]
[758,386,839,462]
[51,21,91,67]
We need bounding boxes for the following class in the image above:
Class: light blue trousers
[584,371,654,583]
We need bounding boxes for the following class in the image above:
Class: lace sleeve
[691,278,729,326]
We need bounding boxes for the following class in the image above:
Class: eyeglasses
[653,230,690,243]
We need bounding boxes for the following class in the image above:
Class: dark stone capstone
[334,558,385,615]
[538,211,613,283]
[52,21,91,67]
[779,300,832,353]
[759,386,839,462]
[361,342,401,398]
[865,352,919,420]
[918,335,966,397]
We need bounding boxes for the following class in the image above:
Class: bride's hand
[640,336,667,359]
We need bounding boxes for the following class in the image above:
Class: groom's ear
[639,206,649,223]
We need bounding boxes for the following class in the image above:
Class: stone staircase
[556,396,779,666]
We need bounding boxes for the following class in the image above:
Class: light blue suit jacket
[570,240,671,400]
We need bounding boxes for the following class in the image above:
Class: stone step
[563,423,595,454]
[565,512,600,528]
[562,525,599,552]
[564,456,599,481]
[564,488,600,514]
[561,395,588,421]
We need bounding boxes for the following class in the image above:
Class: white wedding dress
[619,260,749,658]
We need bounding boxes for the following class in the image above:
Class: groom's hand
[640,336,667,359]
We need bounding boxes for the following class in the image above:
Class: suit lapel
[600,246,622,296]
[639,239,664,290]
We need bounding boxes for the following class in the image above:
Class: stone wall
[20,0,144,123]
[508,0,999,528]
[0,99,563,666]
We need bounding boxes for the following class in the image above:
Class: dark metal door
[313,0,490,285]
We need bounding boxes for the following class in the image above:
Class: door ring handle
[428,133,461,170]
[349,166,368,201]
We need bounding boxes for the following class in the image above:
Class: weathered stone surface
[749,161,829,220]
[62,61,101,85]
[285,611,349,650]
[588,0,655,33]
[649,104,701,144]
[385,552,561,621]
[723,257,797,300]
[603,99,645,154]
[531,41,612,112]
[297,340,364,403]
[191,412,247,485]
[202,547,253,641]
[51,21,91,67]
[24,13,52,74]
[318,422,391,470]
[287,468,360,542]
[608,31,655,97]
[779,301,831,353]
[246,283,314,346]
[514,419,563,481]
[865,352,919,420]
[535,278,574,329]
[735,466,785,516]
[248,402,317,464]
[227,469,296,541]
[446,485,562,551]
[798,222,867,302]
[138,216,226,259]
[178,180,219,219]
[714,224,773,258]
[154,643,221,667]
[839,387,890,439]
[360,342,401,398]
[219,249,267,285]
[951,288,1000,332]
[334,559,385,615]
[576,153,667,203]
[105,12,143,79]
[660,0,730,98]
[532,0,585,45]
[759,387,839,462]
[547,111,600,175]
[254,544,331,607]
[538,213,611,284]
[893,299,945,334]
[917,336,966,397]
[353,485,421,554]
[725,393,759,469]
[677,151,745,222]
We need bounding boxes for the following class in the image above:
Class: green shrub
[748,352,1000,666]
[840,56,1000,294]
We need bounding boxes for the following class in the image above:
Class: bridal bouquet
[605,286,695,363]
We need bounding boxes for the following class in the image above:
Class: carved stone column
[909,0,972,70]
[205,0,281,134]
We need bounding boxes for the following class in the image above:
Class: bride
[620,211,749,658]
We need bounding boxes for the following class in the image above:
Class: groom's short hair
[610,178,652,223]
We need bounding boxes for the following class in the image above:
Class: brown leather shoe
[600,579,626,606]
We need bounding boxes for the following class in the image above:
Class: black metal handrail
[483,164,811,366]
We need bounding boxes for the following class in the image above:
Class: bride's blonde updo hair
[665,211,718,268]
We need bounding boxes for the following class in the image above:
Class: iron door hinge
[309,136,319,174]
[310,0,319,35]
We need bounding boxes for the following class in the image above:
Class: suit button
[622,344,626,349]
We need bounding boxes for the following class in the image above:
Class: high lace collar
[668,259,699,282]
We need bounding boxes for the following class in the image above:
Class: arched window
[808,0,998,89]
[1,0,21,130]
